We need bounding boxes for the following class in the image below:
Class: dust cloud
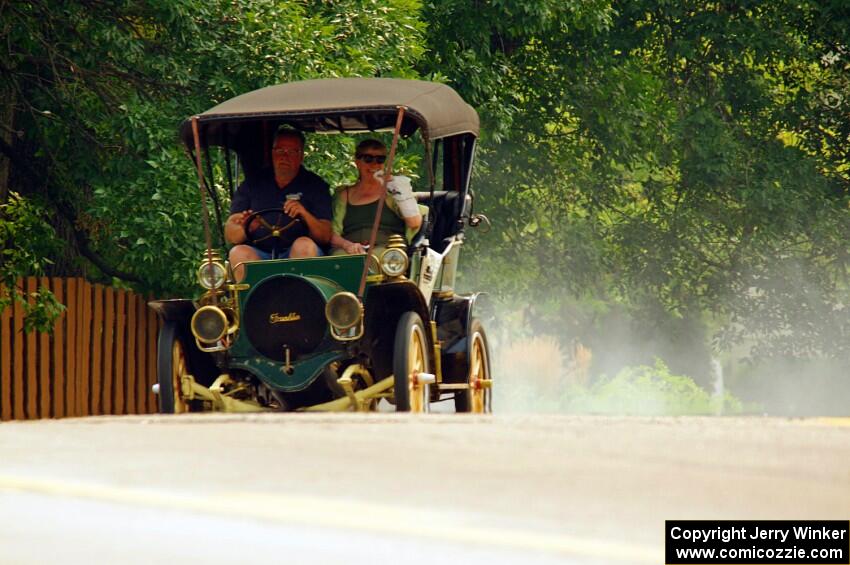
[481,301,850,417]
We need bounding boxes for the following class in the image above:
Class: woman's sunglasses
[356,154,387,164]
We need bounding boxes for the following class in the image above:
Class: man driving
[225,128,332,280]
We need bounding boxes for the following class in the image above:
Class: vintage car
[149,78,492,413]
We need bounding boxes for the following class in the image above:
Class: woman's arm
[403,213,422,230]
[386,176,422,231]
[386,193,423,231]
[329,188,365,254]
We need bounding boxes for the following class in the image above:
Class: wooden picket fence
[0,277,160,421]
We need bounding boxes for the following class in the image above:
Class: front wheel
[454,318,492,413]
[156,322,191,414]
[392,312,431,412]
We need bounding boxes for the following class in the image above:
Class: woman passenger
[330,139,422,255]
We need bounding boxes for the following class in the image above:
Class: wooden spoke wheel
[393,312,431,413]
[156,322,191,414]
[455,318,492,413]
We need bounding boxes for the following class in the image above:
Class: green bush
[567,359,742,416]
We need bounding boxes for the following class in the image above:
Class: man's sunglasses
[356,154,387,164]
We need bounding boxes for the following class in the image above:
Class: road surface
[0,414,848,564]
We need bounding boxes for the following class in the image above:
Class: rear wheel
[454,318,492,413]
[156,323,191,414]
[392,312,431,412]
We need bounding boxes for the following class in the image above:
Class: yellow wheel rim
[171,340,190,414]
[408,323,429,413]
[469,332,489,414]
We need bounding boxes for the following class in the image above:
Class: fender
[361,280,432,380]
[433,292,488,383]
[364,280,430,327]
[148,298,196,324]
[148,299,196,361]
[150,300,219,389]
[461,292,488,348]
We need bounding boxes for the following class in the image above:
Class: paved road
[0,414,848,564]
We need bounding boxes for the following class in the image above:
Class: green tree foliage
[1,0,424,299]
[0,192,65,331]
[2,0,848,364]
[422,0,850,359]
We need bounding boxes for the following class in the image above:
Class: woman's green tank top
[343,199,406,244]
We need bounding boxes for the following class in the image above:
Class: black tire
[156,322,191,414]
[392,311,431,412]
[454,318,492,413]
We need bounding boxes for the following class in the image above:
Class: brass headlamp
[379,235,409,279]
[197,250,226,290]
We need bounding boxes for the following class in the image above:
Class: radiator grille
[243,275,326,361]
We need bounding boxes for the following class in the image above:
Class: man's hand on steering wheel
[232,209,262,232]
[283,199,307,219]
[241,207,302,249]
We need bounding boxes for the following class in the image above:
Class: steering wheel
[242,208,302,253]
